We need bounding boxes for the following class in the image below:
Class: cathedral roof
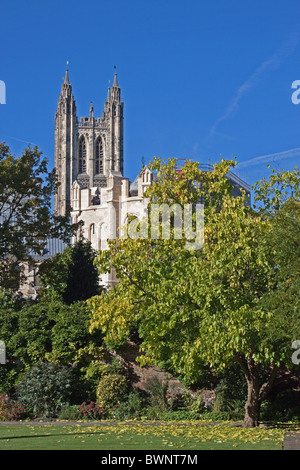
[129,167,158,196]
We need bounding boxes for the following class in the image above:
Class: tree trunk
[235,355,279,428]
[244,376,261,427]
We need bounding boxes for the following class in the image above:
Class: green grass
[0,421,285,450]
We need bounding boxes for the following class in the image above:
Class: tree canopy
[88,157,300,427]
[38,239,103,304]
[0,142,78,291]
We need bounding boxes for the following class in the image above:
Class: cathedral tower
[54,67,77,216]
[54,67,124,216]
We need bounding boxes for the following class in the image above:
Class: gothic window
[79,136,87,173]
[89,223,97,248]
[90,223,95,237]
[95,138,104,174]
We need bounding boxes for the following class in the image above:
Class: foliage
[181,392,213,415]
[260,390,300,422]
[145,376,169,412]
[157,410,201,421]
[17,362,73,418]
[0,289,104,401]
[59,401,107,422]
[38,239,102,304]
[0,289,28,393]
[58,405,81,421]
[0,401,28,421]
[77,401,106,420]
[89,157,300,427]
[113,390,145,420]
[212,367,247,419]
[96,373,128,411]
[0,142,77,291]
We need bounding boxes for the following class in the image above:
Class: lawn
[0,421,285,450]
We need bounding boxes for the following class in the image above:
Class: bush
[212,367,246,420]
[59,402,106,421]
[113,391,145,420]
[58,405,81,421]
[77,401,106,420]
[17,362,73,418]
[182,392,212,414]
[96,373,128,411]
[0,394,28,421]
[145,376,169,412]
[260,390,300,422]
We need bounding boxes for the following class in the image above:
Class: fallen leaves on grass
[66,421,285,447]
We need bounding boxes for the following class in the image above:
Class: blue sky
[1,0,300,194]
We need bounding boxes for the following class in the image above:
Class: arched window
[95,138,104,174]
[79,136,87,173]
[89,223,95,239]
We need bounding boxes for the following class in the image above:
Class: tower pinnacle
[113,66,118,87]
[65,61,70,85]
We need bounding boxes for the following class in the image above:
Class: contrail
[237,147,300,169]
[209,34,299,138]
[4,136,38,146]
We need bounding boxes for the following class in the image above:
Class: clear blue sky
[1,0,300,192]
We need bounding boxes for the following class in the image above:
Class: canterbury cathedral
[54,67,154,287]
[20,66,250,295]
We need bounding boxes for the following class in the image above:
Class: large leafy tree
[0,142,77,291]
[88,157,300,427]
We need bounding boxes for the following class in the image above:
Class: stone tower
[54,67,124,216]
[54,68,77,216]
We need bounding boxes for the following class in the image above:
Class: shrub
[212,367,246,420]
[58,405,81,421]
[113,391,145,420]
[145,376,169,412]
[182,392,209,414]
[2,402,28,421]
[17,362,73,418]
[260,390,300,423]
[77,401,106,420]
[0,394,28,421]
[96,373,128,410]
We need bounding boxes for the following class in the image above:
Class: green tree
[38,239,103,304]
[0,142,77,291]
[88,157,300,427]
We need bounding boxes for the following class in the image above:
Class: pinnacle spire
[64,61,70,84]
[113,66,118,87]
